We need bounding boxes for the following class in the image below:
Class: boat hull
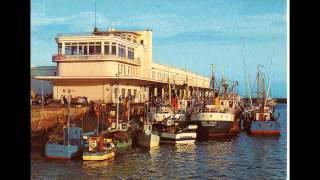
[115,138,132,149]
[190,112,234,138]
[160,132,197,144]
[189,120,233,138]
[45,143,81,160]
[250,121,280,135]
[138,133,160,148]
[83,150,115,161]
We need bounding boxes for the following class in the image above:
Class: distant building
[31,66,56,95]
[34,27,211,103]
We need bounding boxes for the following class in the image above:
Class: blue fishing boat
[249,107,280,135]
[45,127,83,159]
[242,64,280,135]
[45,90,83,159]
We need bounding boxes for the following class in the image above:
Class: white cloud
[31,11,111,32]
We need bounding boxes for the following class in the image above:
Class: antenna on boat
[264,36,275,107]
[67,89,71,146]
[241,37,253,107]
[210,64,215,103]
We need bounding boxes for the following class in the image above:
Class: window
[104,42,110,55]
[124,65,126,75]
[128,89,131,96]
[71,43,77,55]
[152,72,155,79]
[121,89,125,96]
[65,43,72,55]
[111,42,117,55]
[118,44,126,58]
[127,35,132,42]
[128,47,134,60]
[88,42,101,55]
[79,42,88,55]
[128,66,131,76]
[134,89,137,99]
[58,43,62,55]
[120,34,126,40]
[133,36,137,43]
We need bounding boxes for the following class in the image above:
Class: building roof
[31,66,56,70]
[33,76,212,89]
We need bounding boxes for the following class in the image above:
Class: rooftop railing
[56,32,94,37]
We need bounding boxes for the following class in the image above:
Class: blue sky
[31,0,287,98]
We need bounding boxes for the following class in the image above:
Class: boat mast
[128,95,130,122]
[210,64,215,103]
[67,89,71,146]
[241,38,253,107]
[264,36,275,107]
[97,107,99,135]
[168,69,171,104]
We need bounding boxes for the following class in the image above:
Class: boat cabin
[255,112,271,121]
[88,136,105,152]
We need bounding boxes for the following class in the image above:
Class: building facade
[34,28,211,103]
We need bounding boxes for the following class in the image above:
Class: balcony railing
[52,54,140,65]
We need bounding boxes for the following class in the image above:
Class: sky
[31,0,288,98]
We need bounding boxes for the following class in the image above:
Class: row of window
[60,42,135,60]
[118,64,137,76]
[119,34,137,43]
[152,71,168,81]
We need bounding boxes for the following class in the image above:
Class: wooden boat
[105,122,132,149]
[137,124,160,148]
[45,127,83,160]
[82,136,115,161]
[45,91,83,160]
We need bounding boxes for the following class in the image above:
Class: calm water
[31,104,287,179]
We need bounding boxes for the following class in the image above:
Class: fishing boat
[189,104,234,138]
[137,123,160,148]
[106,122,132,149]
[82,103,116,161]
[242,64,280,135]
[146,102,174,122]
[82,136,115,161]
[155,116,198,144]
[45,90,83,160]
[103,74,133,149]
[188,65,241,138]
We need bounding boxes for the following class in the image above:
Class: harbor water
[31,104,287,179]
